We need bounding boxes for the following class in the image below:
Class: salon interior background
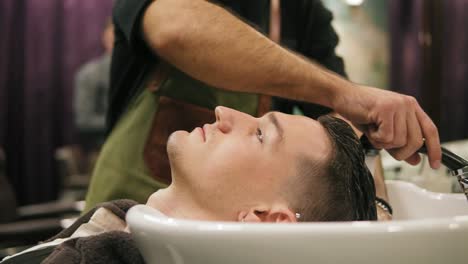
[0,0,467,205]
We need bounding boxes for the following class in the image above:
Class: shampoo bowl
[127,180,468,264]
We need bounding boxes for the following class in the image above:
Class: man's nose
[215,106,233,133]
[215,106,254,134]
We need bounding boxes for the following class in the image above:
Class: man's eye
[256,128,264,143]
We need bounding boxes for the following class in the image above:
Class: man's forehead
[265,111,321,128]
[271,113,331,159]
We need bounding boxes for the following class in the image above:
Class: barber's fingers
[415,102,441,169]
[392,110,407,148]
[387,109,423,162]
[367,111,395,149]
[405,153,422,166]
[367,107,406,150]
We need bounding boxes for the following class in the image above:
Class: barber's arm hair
[141,0,354,108]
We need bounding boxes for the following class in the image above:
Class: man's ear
[238,206,298,223]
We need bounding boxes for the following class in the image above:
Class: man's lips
[202,124,212,142]
[200,126,206,142]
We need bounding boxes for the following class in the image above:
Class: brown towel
[44,199,137,242]
[41,199,144,264]
[42,231,143,264]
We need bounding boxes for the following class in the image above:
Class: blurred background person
[74,18,114,147]
[73,18,114,172]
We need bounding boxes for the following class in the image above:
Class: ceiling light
[345,0,364,6]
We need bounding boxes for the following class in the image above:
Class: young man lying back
[146,106,377,222]
[2,107,389,263]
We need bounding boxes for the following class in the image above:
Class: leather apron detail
[144,97,215,184]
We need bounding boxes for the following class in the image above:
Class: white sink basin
[127,180,468,264]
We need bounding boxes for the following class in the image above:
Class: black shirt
[109,0,346,131]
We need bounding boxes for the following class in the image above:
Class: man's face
[166,106,332,215]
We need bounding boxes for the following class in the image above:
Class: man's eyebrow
[267,112,284,143]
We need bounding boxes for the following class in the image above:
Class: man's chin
[167,131,188,155]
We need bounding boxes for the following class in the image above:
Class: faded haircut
[291,115,377,222]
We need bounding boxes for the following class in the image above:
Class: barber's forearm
[143,0,352,108]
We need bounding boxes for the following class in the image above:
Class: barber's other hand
[333,85,441,169]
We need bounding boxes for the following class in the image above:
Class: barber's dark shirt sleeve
[113,0,154,54]
[108,0,156,130]
[298,0,346,77]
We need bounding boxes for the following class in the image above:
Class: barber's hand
[334,85,441,169]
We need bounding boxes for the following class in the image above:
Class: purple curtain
[391,0,468,142]
[390,0,425,99]
[440,0,468,141]
[0,0,113,205]
[0,0,16,148]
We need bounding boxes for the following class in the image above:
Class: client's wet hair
[292,116,377,222]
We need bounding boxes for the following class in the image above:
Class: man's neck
[145,185,219,221]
